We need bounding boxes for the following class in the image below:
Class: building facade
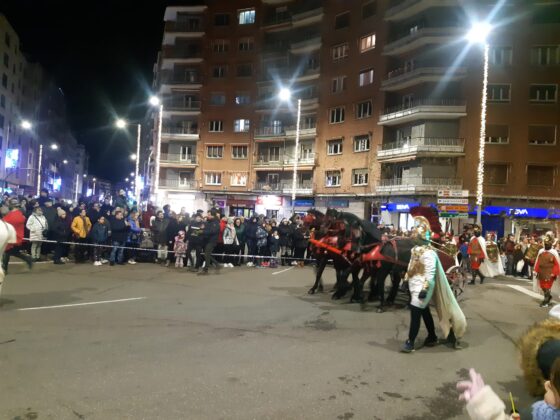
[149,1,560,231]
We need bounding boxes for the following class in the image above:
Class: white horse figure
[0,218,17,297]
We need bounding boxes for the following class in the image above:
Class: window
[1,74,7,88]
[488,84,510,102]
[332,43,349,61]
[331,76,347,93]
[268,146,280,161]
[212,39,229,53]
[214,13,230,26]
[362,1,377,19]
[238,9,256,25]
[0,114,4,129]
[329,107,345,124]
[232,145,248,159]
[236,64,252,77]
[489,46,512,66]
[326,170,341,187]
[206,145,224,158]
[485,125,509,144]
[3,53,7,68]
[531,46,560,66]
[352,169,369,186]
[238,37,254,52]
[359,68,374,86]
[212,65,227,78]
[527,165,554,187]
[359,33,376,52]
[235,93,251,105]
[335,12,350,29]
[484,164,508,185]
[530,84,557,103]
[0,94,4,108]
[5,33,10,47]
[209,120,223,132]
[210,93,226,106]
[354,134,370,152]
[234,119,250,132]
[230,173,247,186]
[205,172,222,185]
[327,139,343,155]
[529,125,557,145]
[356,100,372,119]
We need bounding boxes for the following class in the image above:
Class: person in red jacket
[534,232,560,307]
[468,224,486,285]
[2,198,33,273]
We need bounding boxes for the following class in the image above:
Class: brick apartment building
[149,0,560,235]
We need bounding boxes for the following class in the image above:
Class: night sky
[0,0,199,182]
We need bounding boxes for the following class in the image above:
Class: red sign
[256,195,283,206]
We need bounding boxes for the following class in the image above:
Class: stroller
[136,229,156,263]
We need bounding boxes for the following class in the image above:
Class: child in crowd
[173,230,187,268]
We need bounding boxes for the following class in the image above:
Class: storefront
[380,202,420,230]
[255,195,284,219]
[472,205,560,237]
[228,197,256,218]
[160,192,205,214]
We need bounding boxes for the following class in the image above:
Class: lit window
[359,33,376,52]
[530,84,557,103]
[206,145,223,158]
[209,120,223,132]
[329,107,345,124]
[359,68,374,86]
[234,119,250,132]
[356,100,372,119]
[331,76,347,93]
[353,135,370,152]
[232,145,248,159]
[205,172,222,185]
[332,43,349,61]
[326,170,341,187]
[487,84,510,102]
[238,9,256,25]
[327,139,343,155]
[352,169,369,186]
[230,173,247,186]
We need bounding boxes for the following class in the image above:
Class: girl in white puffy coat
[26,206,48,260]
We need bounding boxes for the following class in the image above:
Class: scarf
[532,401,560,419]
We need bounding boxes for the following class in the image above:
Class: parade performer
[468,225,486,285]
[401,212,467,353]
[534,232,560,308]
[480,233,505,278]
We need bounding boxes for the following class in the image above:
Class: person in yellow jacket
[71,208,92,263]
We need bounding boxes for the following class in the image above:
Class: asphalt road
[0,261,552,420]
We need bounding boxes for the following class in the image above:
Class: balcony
[381,66,467,91]
[377,137,465,162]
[159,179,198,191]
[161,46,203,64]
[263,11,291,28]
[253,154,316,169]
[164,99,201,115]
[254,127,286,139]
[383,27,464,56]
[290,36,321,54]
[160,154,197,168]
[160,72,202,88]
[292,4,323,27]
[378,99,466,126]
[161,126,199,141]
[295,66,320,82]
[385,0,459,22]
[285,125,317,139]
[376,177,462,194]
[254,182,313,195]
[164,19,204,35]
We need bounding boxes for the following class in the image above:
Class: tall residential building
[150,1,560,234]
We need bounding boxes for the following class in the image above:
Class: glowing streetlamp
[63,159,68,164]
[21,120,32,130]
[130,154,137,161]
[115,119,127,129]
[149,96,161,106]
[278,88,301,215]
[466,21,492,226]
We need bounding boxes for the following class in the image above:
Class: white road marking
[505,284,547,300]
[272,267,295,276]
[17,297,146,311]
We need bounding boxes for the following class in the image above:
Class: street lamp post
[37,143,58,196]
[92,177,97,196]
[278,88,301,216]
[467,22,492,226]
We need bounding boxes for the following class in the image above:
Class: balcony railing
[161,73,202,85]
[292,4,323,23]
[377,177,462,193]
[382,66,466,89]
[163,47,203,59]
[255,182,282,192]
[254,153,316,166]
[159,179,198,190]
[165,99,201,111]
[384,27,463,54]
[379,98,466,125]
[162,126,199,136]
[291,36,322,52]
[254,182,313,193]
[160,154,197,164]
[165,21,204,33]
[263,12,291,27]
[383,98,463,114]
[255,127,286,137]
[381,137,465,150]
